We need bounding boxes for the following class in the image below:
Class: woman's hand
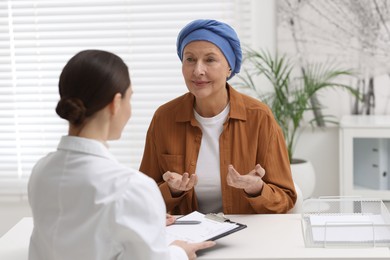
[162,171,198,196]
[227,164,265,196]
[171,240,216,260]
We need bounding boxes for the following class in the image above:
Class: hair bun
[56,97,86,125]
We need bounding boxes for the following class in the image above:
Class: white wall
[250,0,276,52]
[294,127,340,197]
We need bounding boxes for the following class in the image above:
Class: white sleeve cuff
[169,244,188,260]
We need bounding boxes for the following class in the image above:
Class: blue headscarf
[176,19,242,80]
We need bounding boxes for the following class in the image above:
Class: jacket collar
[175,83,247,123]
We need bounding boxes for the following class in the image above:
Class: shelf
[339,115,390,200]
[340,115,390,128]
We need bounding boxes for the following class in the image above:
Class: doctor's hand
[163,171,198,196]
[171,240,216,260]
[166,214,176,226]
[227,164,265,196]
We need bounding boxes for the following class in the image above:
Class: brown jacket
[140,84,296,214]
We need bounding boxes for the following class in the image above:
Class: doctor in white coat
[28,49,215,260]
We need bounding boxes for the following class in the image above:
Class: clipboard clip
[205,212,230,223]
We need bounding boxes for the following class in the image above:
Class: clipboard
[166,211,247,243]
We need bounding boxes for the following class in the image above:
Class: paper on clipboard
[166,211,246,243]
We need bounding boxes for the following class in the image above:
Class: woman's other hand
[226,164,265,196]
[162,171,198,196]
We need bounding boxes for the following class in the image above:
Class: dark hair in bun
[56,50,130,126]
[56,97,86,125]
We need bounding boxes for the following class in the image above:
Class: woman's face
[181,41,231,101]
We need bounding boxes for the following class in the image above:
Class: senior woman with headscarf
[140,19,297,215]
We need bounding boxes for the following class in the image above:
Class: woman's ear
[227,68,232,78]
[109,93,122,115]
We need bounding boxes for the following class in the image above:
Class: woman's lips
[193,80,210,87]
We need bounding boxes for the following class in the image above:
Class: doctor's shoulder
[111,164,161,194]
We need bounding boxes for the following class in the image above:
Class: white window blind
[0,0,252,196]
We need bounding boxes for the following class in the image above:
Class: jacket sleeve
[246,119,297,213]
[139,116,160,181]
[139,116,189,213]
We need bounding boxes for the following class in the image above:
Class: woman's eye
[206,58,215,62]
[186,57,194,62]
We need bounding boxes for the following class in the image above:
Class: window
[0,0,254,196]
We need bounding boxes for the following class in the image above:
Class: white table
[1,215,390,260]
[0,217,31,260]
[198,214,390,259]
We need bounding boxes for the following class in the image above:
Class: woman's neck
[194,88,229,117]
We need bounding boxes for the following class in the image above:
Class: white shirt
[28,136,187,260]
[194,104,230,213]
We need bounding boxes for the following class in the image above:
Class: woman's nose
[193,61,205,76]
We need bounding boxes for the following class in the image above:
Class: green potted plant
[238,49,360,198]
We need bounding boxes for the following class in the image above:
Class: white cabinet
[339,115,390,199]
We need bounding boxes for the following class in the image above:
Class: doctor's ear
[109,93,122,115]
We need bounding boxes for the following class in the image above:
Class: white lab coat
[28,135,187,260]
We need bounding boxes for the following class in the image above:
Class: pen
[173,220,201,225]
